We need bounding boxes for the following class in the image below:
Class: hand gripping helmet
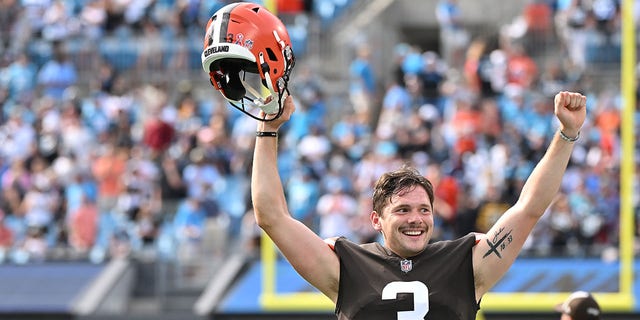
[201,2,295,121]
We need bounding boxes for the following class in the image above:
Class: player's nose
[406,210,424,224]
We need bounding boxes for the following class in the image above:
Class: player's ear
[370,211,382,231]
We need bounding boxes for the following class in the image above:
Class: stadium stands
[0,0,636,319]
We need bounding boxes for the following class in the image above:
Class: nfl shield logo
[400,259,412,273]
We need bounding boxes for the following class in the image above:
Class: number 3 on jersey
[382,281,429,320]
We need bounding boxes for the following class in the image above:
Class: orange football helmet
[201,2,295,121]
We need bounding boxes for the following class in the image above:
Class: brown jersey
[333,233,479,320]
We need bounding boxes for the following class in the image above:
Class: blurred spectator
[59,100,95,161]
[182,147,219,200]
[36,40,77,101]
[0,210,13,262]
[419,51,446,107]
[381,66,411,118]
[41,0,78,41]
[395,113,431,158]
[0,110,36,162]
[316,180,358,241]
[591,0,619,37]
[554,0,589,72]
[286,165,321,228]
[172,197,206,260]
[568,182,605,255]
[64,168,97,221]
[78,0,107,40]
[135,18,164,71]
[349,193,379,244]
[173,91,204,137]
[68,195,98,254]
[401,45,424,76]
[239,209,261,258]
[329,112,371,162]
[0,0,22,55]
[0,185,24,230]
[377,75,410,150]
[547,193,578,255]
[464,39,487,95]
[142,110,176,156]
[157,152,187,215]
[349,44,376,119]
[435,0,469,67]
[21,156,59,232]
[426,163,459,239]
[118,146,161,218]
[522,0,553,54]
[91,143,128,215]
[475,185,510,234]
[109,227,132,259]
[478,98,503,142]
[21,225,48,262]
[505,43,539,89]
[1,159,31,193]
[297,125,331,175]
[539,58,571,97]
[448,94,481,162]
[133,205,159,248]
[0,52,37,106]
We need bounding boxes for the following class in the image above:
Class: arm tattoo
[482,227,514,259]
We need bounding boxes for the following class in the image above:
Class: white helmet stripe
[211,3,240,43]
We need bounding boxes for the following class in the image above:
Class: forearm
[251,128,288,229]
[516,131,575,217]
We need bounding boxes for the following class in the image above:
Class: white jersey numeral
[381,281,429,320]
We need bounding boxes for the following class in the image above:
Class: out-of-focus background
[0,0,637,319]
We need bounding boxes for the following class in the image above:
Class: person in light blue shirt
[0,52,37,103]
[349,44,376,115]
[173,197,206,245]
[36,41,77,100]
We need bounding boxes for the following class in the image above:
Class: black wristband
[256,131,278,137]
[559,130,580,142]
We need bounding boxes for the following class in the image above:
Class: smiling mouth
[402,230,424,236]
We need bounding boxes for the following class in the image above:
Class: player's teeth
[404,231,421,236]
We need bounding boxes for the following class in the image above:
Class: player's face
[371,186,434,258]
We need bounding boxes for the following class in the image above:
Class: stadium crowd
[0,0,637,265]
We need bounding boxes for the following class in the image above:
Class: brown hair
[372,165,434,215]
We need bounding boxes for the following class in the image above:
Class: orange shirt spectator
[92,147,127,198]
[595,105,620,157]
[68,197,98,253]
[595,107,620,134]
[507,45,538,88]
[523,0,552,34]
[0,211,13,250]
[277,0,305,13]
[451,99,482,134]
[426,164,459,223]
[463,39,488,94]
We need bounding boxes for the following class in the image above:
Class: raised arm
[472,91,587,299]
[251,96,340,301]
